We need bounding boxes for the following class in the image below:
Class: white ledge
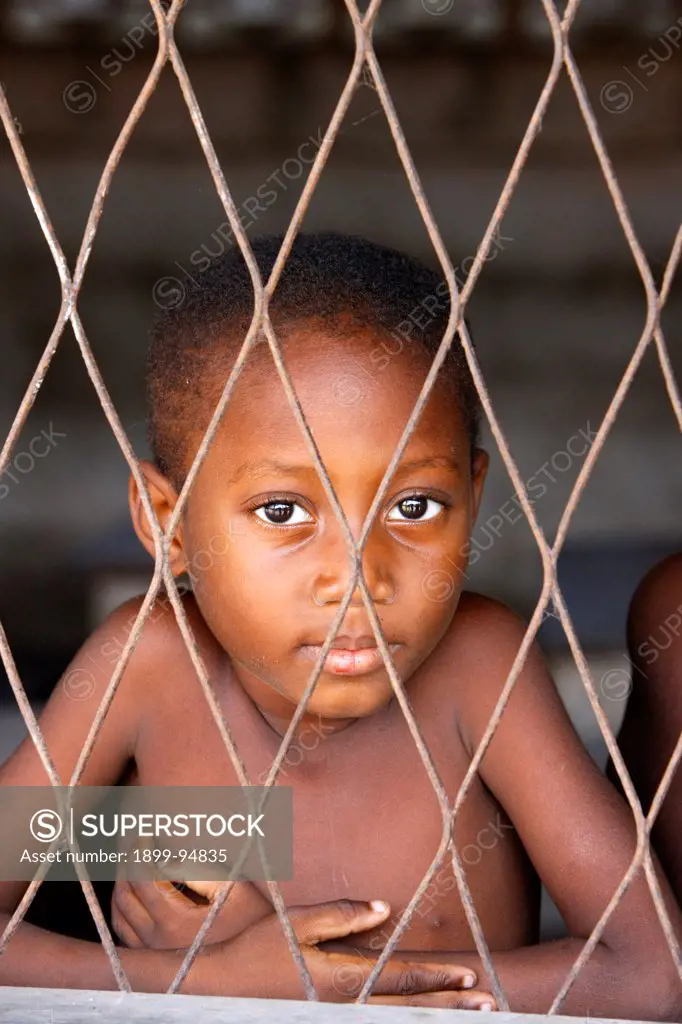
[0,989,651,1024]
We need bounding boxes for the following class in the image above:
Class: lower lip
[299,644,401,677]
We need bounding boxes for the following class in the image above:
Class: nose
[311,523,396,608]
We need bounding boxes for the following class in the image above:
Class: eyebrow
[227,455,460,485]
[227,460,321,485]
[394,456,460,474]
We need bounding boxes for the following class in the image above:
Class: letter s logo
[30,809,63,843]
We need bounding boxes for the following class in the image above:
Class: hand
[184,899,496,1004]
[321,941,497,1010]
[113,884,495,1005]
[366,992,496,1009]
[112,878,256,950]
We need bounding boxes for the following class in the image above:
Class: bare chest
[133,691,538,952]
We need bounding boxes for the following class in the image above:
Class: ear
[128,461,188,576]
[470,448,489,523]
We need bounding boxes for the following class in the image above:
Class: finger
[357,958,478,998]
[292,900,391,945]
[111,899,143,949]
[381,959,479,992]
[327,956,477,1000]
[183,880,221,902]
[368,990,497,1010]
[128,879,199,918]
[113,880,156,934]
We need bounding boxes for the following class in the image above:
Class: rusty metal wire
[0,0,681,1014]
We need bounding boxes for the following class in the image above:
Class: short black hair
[147,232,481,484]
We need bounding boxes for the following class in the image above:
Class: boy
[608,553,682,903]
[0,233,681,1018]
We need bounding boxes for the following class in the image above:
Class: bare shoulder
[628,552,682,639]
[624,553,682,717]
[94,589,223,689]
[0,591,214,791]
[427,591,555,751]
[450,589,550,695]
[445,590,533,670]
[71,592,195,717]
[55,588,225,737]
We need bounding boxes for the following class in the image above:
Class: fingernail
[479,1002,494,1012]
[369,900,389,913]
[462,974,476,988]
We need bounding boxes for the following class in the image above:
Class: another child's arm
[608,553,682,899]
[401,598,682,1020]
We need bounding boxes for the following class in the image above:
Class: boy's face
[134,323,487,728]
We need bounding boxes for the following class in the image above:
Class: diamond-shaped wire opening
[0,0,681,1013]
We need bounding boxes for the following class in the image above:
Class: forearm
[385,941,678,1020]
[0,911,215,994]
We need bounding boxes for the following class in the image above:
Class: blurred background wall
[0,0,681,766]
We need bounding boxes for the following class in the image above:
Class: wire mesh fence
[0,0,681,1014]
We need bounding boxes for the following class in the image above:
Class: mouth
[298,637,402,677]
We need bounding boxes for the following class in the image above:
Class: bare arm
[0,597,176,989]
[608,553,682,900]
[0,913,195,991]
[0,898,496,1003]
[397,599,682,1020]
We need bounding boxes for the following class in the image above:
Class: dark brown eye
[264,502,293,524]
[400,497,428,520]
[254,501,313,526]
[387,496,443,523]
